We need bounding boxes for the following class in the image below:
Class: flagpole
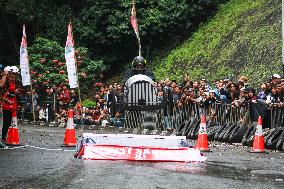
[138,34,141,56]
[74,52,82,106]
[20,25,35,122]
[66,22,82,111]
[71,23,82,107]
[30,83,36,123]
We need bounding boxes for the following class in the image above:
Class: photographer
[0,65,9,148]
[1,66,19,144]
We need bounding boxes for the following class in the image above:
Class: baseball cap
[271,74,281,79]
[10,66,19,73]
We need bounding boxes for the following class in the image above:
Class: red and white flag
[130,0,140,39]
[65,22,78,88]
[66,23,74,47]
[19,25,31,86]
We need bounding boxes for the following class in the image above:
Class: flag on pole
[130,0,141,56]
[19,25,31,86]
[130,0,139,39]
[65,22,78,88]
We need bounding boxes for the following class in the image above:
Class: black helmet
[132,56,146,72]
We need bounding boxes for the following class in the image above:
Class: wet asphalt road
[0,125,284,189]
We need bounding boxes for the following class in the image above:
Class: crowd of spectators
[15,73,284,128]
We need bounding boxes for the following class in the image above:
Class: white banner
[65,23,78,89]
[20,26,31,86]
[65,46,78,88]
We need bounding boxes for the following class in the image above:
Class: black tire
[266,128,283,150]
[182,120,191,132]
[264,128,276,147]
[190,119,201,139]
[222,123,238,142]
[217,122,233,142]
[242,123,256,146]
[247,126,258,147]
[176,121,187,135]
[276,130,284,150]
[182,120,191,136]
[184,117,198,138]
[228,123,248,143]
[207,126,220,141]
[214,122,230,141]
[207,120,217,128]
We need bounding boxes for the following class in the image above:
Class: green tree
[28,36,107,95]
[0,0,223,73]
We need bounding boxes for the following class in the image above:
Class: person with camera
[1,66,19,144]
[0,64,9,148]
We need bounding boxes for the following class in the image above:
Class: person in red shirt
[1,66,18,143]
[59,84,70,110]
[91,106,101,125]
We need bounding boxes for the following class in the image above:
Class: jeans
[2,110,12,140]
[163,116,172,129]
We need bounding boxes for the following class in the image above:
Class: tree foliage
[28,36,107,93]
[0,0,223,74]
[153,0,282,87]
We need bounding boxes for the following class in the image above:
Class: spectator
[69,89,77,108]
[225,82,240,103]
[270,74,281,85]
[45,88,56,122]
[91,106,102,125]
[111,112,124,128]
[39,105,47,125]
[248,88,257,101]
[200,79,211,91]
[258,82,269,100]
[173,86,182,104]
[59,85,70,110]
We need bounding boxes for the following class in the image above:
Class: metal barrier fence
[15,99,284,130]
[170,101,283,130]
[270,104,284,128]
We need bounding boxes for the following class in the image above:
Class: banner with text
[65,22,78,88]
[19,25,31,86]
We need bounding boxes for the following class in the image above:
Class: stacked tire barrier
[174,102,284,151]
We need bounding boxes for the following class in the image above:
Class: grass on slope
[153,0,282,86]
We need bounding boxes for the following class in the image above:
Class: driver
[124,56,155,83]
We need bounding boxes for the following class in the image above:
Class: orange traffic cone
[196,115,210,152]
[250,116,267,153]
[61,109,76,147]
[7,111,20,145]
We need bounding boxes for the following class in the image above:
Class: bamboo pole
[74,54,82,106]
[30,84,36,123]
[70,23,82,112]
[25,29,35,123]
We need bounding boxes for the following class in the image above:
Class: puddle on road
[121,160,284,185]
[74,159,284,188]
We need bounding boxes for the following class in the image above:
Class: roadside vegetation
[153,0,282,86]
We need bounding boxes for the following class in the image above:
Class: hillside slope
[153,0,282,86]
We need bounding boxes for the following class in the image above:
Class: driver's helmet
[132,56,146,72]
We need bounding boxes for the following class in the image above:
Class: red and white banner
[130,0,140,40]
[81,144,207,162]
[19,25,31,86]
[65,22,78,88]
